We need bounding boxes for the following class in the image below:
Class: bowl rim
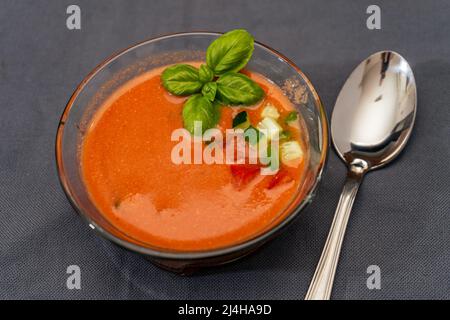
[55,31,329,260]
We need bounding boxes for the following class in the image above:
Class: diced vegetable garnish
[266,168,293,189]
[257,117,283,141]
[232,111,251,129]
[279,130,291,141]
[230,164,261,189]
[285,111,298,124]
[280,141,303,165]
[244,125,264,145]
[261,103,280,119]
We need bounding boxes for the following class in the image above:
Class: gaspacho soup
[81,63,309,251]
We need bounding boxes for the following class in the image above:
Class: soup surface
[81,63,308,251]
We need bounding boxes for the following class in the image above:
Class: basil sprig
[201,82,217,102]
[161,29,264,134]
[216,73,265,105]
[206,29,254,75]
[198,64,214,83]
[161,64,203,96]
[182,95,220,135]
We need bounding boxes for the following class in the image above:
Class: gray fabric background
[0,0,449,299]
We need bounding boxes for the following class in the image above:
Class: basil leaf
[216,73,264,105]
[182,94,220,135]
[199,64,214,83]
[161,64,203,96]
[201,82,217,101]
[206,29,254,75]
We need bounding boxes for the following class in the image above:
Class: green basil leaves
[216,73,265,106]
[161,29,264,134]
[206,29,254,75]
[201,82,217,102]
[161,64,203,96]
[199,64,214,83]
[182,95,220,135]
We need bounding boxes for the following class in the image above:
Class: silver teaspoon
[305,51,417,300]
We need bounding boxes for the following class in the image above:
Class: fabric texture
[0,0,449,299]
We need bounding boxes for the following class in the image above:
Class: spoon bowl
[332,51,416,171]
[306,51,416,299]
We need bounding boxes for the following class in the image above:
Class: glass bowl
[55,32,328,274]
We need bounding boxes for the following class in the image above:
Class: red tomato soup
[81,63,309,251]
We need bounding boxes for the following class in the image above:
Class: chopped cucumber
[244,125,264,145]
[279,130,291,141]
[261,103,280,119]
[281,141,303,164]
[285,111,298,124]
[257,117,283,141]
[232,111,250,130]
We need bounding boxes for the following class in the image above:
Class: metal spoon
[305,51,417,300]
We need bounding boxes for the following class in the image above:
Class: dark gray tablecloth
[1,0,449,299]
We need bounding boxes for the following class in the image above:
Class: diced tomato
[266,168,293,189]
[230,164,261,189]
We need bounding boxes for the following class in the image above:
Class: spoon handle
[305,164,365,300]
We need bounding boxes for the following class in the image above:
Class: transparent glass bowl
[55,32,328,273]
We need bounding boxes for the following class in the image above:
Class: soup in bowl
[56,32,328,273]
